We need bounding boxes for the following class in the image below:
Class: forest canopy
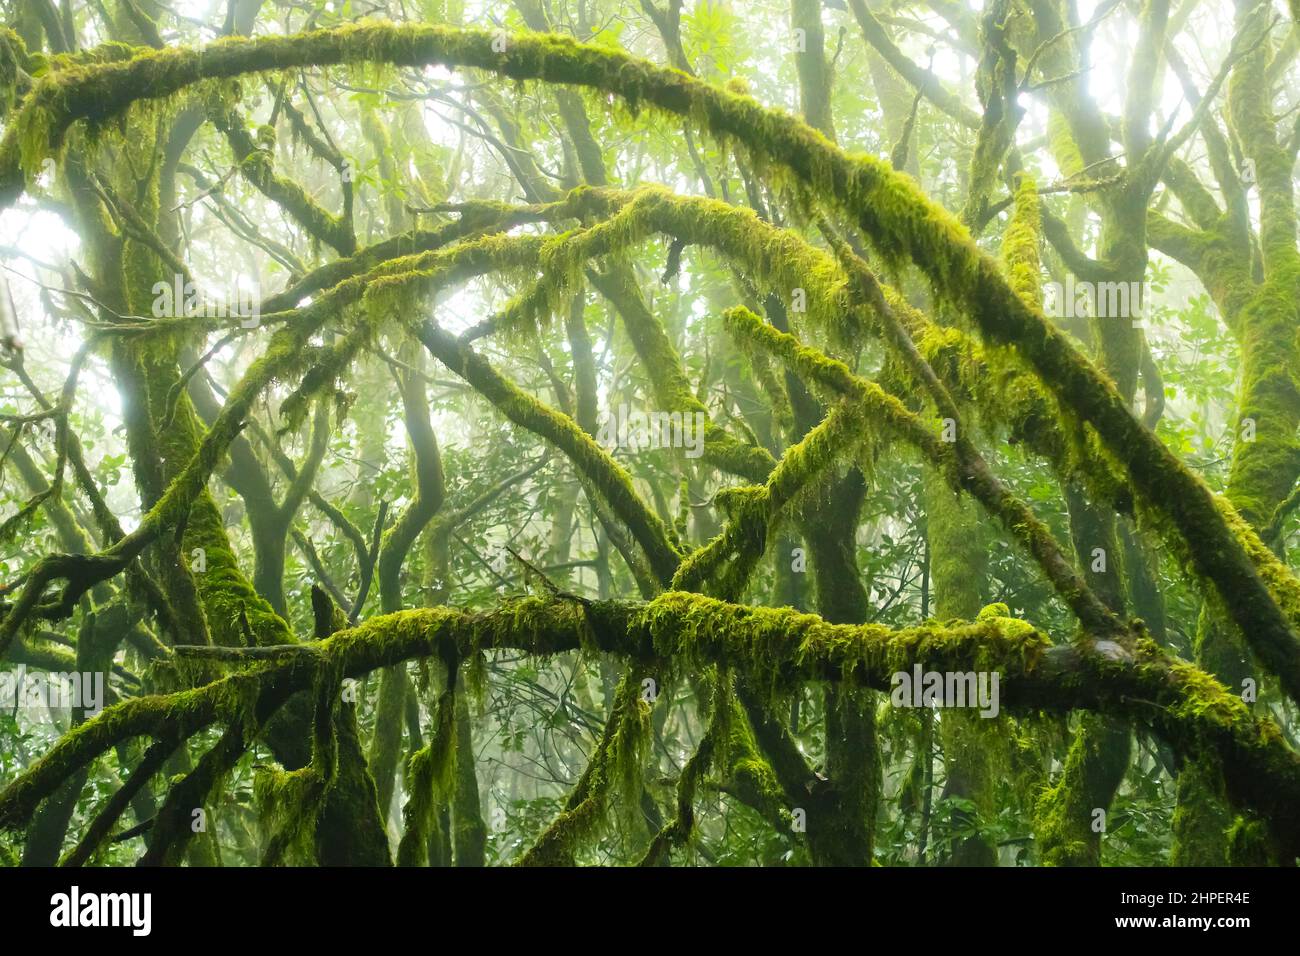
[1,0,1299,868]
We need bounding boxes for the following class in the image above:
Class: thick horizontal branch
[3,593,1298,854]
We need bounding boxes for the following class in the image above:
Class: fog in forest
[0,0,1298,875]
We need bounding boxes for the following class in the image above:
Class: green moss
[1171,753,1233,865]
[1001,176,1042,305]
[6,17,1300,865]
[5,592,1300,853]
[0,28,31,119]
[725,303,1120,639]
[255,762,327,865]
[1046,111,1085,178]
[638,591,1050,701]
[1033,713,1130,866]
[670,402,868,599]
[419,322,683,586]
[517,671,651,865]
[1225,815,1279,865]
[397,682,456,866]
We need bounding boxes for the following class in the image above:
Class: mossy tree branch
[5,593,1300,855]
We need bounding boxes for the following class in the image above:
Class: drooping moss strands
[1033,708,1135,866]
[276,328,375,434]
[396,678,457,867]
[0,17,1270,445]
[638,674,728,866]
[567,186,853,343]
[560,184,1131,634]
[536,184,1122,549]
[723,305,1122,641]
[194,177,1110,572]
[637,727,716,866]
[310,590,392,865]
[670,402,868,598]
[256,663,341,866]
[516,670,651,865]
[822,224,1125,640]
[638,594,1300,856]
[15,17,1273,698]
[7,14,1300,868]
[567,186,1135,525]
[480,237,777,483]
[0,27,33,117]
[4,593,1300,852]
[449,682,488,866]
[1001,175,1043,305]
[260,197,578,313]
[819,222,972,428]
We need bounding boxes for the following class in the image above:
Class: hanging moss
[6,590,1300,853]
[0,28,32,119]
[1225,815,1280,865]
[256,762,326,865]
[637,591,1049,703]
[1171,752,1234,866]
[670,402,868,599]
[397,678,456,866]
[7,16,1300,869]
[1033,712,1131,866]
[725,304,1123,640]
[639,674,732,865]
[1000,176,1042,305]
[517,671,651,865]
